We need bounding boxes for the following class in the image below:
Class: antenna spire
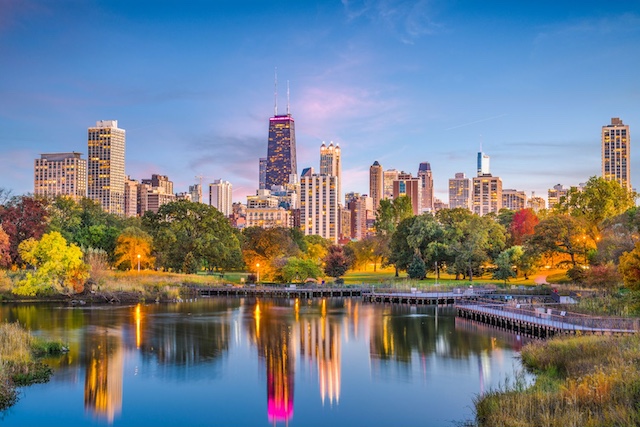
[274,67,278,116]
[287,80,290,115]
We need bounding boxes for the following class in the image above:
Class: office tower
[477,152,490,176]
[300,168,339,243]
[259,158,267,190]
[448,172,472,210]
[87,120,126,215]
[392,172,421,216]
[34,152,86,201]
[265,82,297,189]
[209,179,233,217]
[320,141,341,203]
[383,169,399,200]
[369,161,383,214]
[547,184,568,209]
[339,208,352,242]
[124,176,139,217]
[188,183,203,204]
[602,117,631,190]
[417,162,434,213]
[502,189,527,211]
[472,175,502,216]
[139,174,176,215]
[346,193,372,241]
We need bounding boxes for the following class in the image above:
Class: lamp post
[256,263,260,284]
[137,254,141,272]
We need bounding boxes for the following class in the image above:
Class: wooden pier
[456,300,639,338]
[363,291,476,305]
[192,286,365,299]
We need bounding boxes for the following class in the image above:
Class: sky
[1,0,640,204]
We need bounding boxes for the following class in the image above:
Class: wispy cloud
[342,0,442,44]
[445,114,507,131]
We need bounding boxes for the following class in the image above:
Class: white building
[209,179,233,217]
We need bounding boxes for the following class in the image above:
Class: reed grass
[0,322,65,410]
[474,334,640,427]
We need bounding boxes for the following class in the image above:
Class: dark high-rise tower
[265,76,297,189]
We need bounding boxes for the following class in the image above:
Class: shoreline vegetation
[474,334,640,427]
[0,323,66,410]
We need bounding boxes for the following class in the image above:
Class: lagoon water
[0,298,526,427]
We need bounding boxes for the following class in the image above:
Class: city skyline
[1,1,639,203]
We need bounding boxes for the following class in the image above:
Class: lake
[0,297,527,427]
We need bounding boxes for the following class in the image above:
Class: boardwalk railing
[456,298,640,334]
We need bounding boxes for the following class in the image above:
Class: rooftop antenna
[286,80,290,115]
[274,67,278,116]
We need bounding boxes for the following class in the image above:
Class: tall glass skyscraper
[602,117,631,190]
[266,114,297,189]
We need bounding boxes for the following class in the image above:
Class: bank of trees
[1,175,639,295]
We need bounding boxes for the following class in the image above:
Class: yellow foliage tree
[114,227,154,271]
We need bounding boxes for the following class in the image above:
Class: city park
[3,176,640,425]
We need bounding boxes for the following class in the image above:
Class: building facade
[87,120,126,215]
[245,207,291,229]
[320,142,341,204]
[448,172,472,210]
[209,179,233,217]
[393,172,421,216]
[547,184,568,209]
[266,115,297,189]
[417,162,434,213]
[472,174,502,216]
[383,169,399,200]
[502,189,527,211]
[34,152,87,201]
[369,161,383,214]
[300,169,339,243]
[259,158,267,190]
[477,152,490,176]
[602,117,631,190]
[124,176,139,217]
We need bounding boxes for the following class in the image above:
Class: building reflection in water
[83,327,124,423]
[249,298,355,424]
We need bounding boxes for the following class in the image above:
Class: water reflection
[0,299,526,427]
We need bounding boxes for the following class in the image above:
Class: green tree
[280,257,322,283]
[374,196,414,235]
[407,254,426,280]
[16,231,88,295]
[387,216,417,276]
[492,246,524,283]
[242,227,302,281]
[527,215,585,267]
[556,176,636,236]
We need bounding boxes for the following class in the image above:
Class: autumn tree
[510,209,539,245]
[619,243,640,291]
[114,227,154,271]
[323,245,350,281]
[16,231,88,295]
[527,215,586,267]
[0,196,48,265]
[241,226,302,281]
[0,226,10,269]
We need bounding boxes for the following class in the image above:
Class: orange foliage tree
[114,227,154,271]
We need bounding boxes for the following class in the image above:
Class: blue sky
[1,0,639,204]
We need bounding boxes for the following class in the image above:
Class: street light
[137,254,141,272]
[256,263,260,284]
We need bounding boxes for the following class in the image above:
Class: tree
[374,196,414,236]
[406,213,445,278]
[0,196,48,265]
[387,216,418,276]
[323,245,350,280]
[619,242,640,291]
[114,227,154,271]
[510,209,539,245]
[556,176,636,236]
[0,226,10,269]
[280,257,322,283]
[407,254,426,280]
[241,227,302,281]
[492,246,524,283]
[583,262,621,291]
[16,231,88,295]
[149,200,242,273]
[527,215,585,267]
[303,235,330,264]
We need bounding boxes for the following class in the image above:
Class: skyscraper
[547,184,568,209]
[392,172,421,215]
[448,172,471,210]
[259,158,267,190]
[602,117,631,190]
[34,152,87,201]
[502,189,527,211]
[210,179,233,217]
[87,120,126,215]
[369,161,383,214]
[320,142,341,204]
[417,162,434,213]
[477,152,490,176]
[300,168,339,243]
[472,175,502,216]
[265,82,297,190]
[383,169,399,200]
